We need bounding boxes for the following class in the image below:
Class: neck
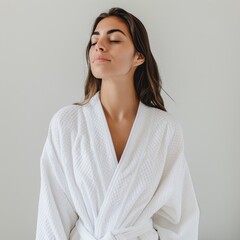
[99,80,139,121]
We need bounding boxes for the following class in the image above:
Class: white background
[0,0,239,239]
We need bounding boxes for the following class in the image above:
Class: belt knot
[75,218,153,240]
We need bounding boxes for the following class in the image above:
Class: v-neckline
[96,91,142,166]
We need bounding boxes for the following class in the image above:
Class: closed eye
[90,40,121,46]
[110,40,121,43]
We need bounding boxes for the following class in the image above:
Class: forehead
[93,16,130,37]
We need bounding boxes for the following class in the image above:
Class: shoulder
[142,105,185,147]
[155,108,185,144]
[148,108,186,153]
[145,105,183,134]
[48,104,83,132]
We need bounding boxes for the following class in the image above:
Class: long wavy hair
[73,7,173,111]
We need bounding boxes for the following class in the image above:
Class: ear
[133,52,145,67]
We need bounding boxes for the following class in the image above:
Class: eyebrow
[91,29,126,37]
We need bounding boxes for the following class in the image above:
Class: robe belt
[75,218,154,240]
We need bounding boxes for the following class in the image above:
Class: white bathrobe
[36,91,199,240]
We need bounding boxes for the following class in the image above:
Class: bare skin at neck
[99,77,139,162]
[99,77,139,122]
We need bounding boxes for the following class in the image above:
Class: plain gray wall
[0,0,239,239]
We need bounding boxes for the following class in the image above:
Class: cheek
[89,49,94,62]
[117,48,135,64]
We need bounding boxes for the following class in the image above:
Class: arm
[36,114,78,240]
[153,121,200,240]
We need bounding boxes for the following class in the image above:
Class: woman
[36,7,200,240]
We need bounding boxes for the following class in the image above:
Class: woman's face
[89,16,142,80]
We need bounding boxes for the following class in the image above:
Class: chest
[106,118,135,162]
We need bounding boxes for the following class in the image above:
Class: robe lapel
[96,90,143,166]
[88,91,154,237]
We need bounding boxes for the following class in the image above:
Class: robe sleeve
[153,121,200,240]
[36,113,78,240]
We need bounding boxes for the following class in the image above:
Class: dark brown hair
[73,7,173,111]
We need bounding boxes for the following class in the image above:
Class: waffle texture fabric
[36,91,199,240]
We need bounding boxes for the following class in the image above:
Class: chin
[92,71,112,79]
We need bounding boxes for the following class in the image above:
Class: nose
[95,39,106,52]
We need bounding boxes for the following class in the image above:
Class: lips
[94,56,110,62]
